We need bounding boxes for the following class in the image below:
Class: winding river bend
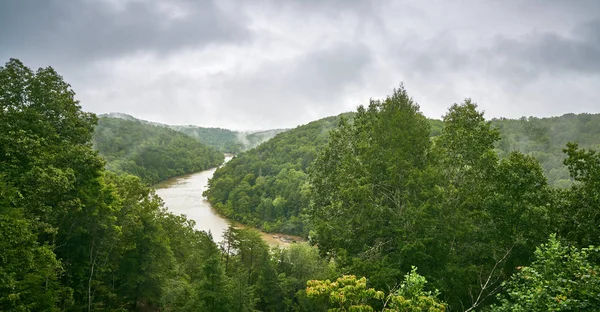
[154,158,300,247]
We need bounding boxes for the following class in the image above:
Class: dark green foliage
[93,117,224,184]
[0,58,340,311]
[552,142,600,247]
[308,88,557,311]
[102,113,287,153]
[204,113,351,235]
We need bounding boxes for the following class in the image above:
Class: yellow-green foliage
[307,268,447,312]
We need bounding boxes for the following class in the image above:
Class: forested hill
[204,113,350,235]
[173,125,287,153]
[102,112,287,153]
[205,111,600,237]
[93,116,224,184]
[429,113,600,186]
[491,114,600,186]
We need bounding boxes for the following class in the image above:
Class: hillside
[103,113,287,153]
[491,114,600,186]
[205,111,600,237]
[204,113,350,235]
[93,117,224,184]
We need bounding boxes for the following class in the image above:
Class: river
[154,158,301,247]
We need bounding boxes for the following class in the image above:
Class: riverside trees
[0,58,339,311]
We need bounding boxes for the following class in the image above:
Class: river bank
[154,162,305,247]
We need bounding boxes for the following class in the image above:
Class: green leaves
[306,275,384,311]
[493,235,600,311]
[306,269,447,312]
[205,113,347,235]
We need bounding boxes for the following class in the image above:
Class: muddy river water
[154,158,301,247]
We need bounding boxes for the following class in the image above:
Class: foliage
[102,113,287,153]
[555,142,600,247]
[204,113,349,235]
[307,275,384,311]
[492,235,600,311]
[385,267,447,312]
[491,114,600,187]
[308,87,554,310]
[306,268,446,312]
[3,58,600,311]
[93,117,223,184]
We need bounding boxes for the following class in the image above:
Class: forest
[205,113,350,235]
[205,109,600,236]
[2,58,600,311]
[93,116,224,185]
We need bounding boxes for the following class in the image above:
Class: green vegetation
[307,88,600,310]
[173,125,287,154]
[103,113,287,154]
[491,114,600,187]
[0,59,336,311]
[306,269,447,311]
[3,58,600,311]
[206,85,600,310]
[93,117,224,184]
[206,109,600,238]
[493,235,600,311]
[204,114,349,235]
[168,124,241,152]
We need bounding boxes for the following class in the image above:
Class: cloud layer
[1,0,599,130]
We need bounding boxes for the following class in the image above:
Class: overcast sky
[1,0,599,130]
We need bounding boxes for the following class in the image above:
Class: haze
[1,0,599,130]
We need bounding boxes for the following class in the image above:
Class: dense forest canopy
[2,58,600,311]
[0,59,346,312]
[204,113,350,235]
[205,86,600,310]
[205,109,600,238]
[174,126,287,154]
[93,116,224,185]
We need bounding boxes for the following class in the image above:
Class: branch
[464,244,514,312]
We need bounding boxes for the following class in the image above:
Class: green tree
[306,269,446,312]
[558,142,600,247]
[493,235,600,311]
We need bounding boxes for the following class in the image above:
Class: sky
[1,0,599,130]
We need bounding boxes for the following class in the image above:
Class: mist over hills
[100,112,287,153]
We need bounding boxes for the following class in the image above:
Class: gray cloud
[1,0,599,130]
[0,0,249,65]
[492,20,600,76]
[215,42,373,127]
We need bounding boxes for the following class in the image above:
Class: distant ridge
[98,113,288,153]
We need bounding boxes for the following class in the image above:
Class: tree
[306,269,446,312]
[306,275,385,311]
[558,143,600,247]
[493,235,600,311]
[309,86,432,283]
